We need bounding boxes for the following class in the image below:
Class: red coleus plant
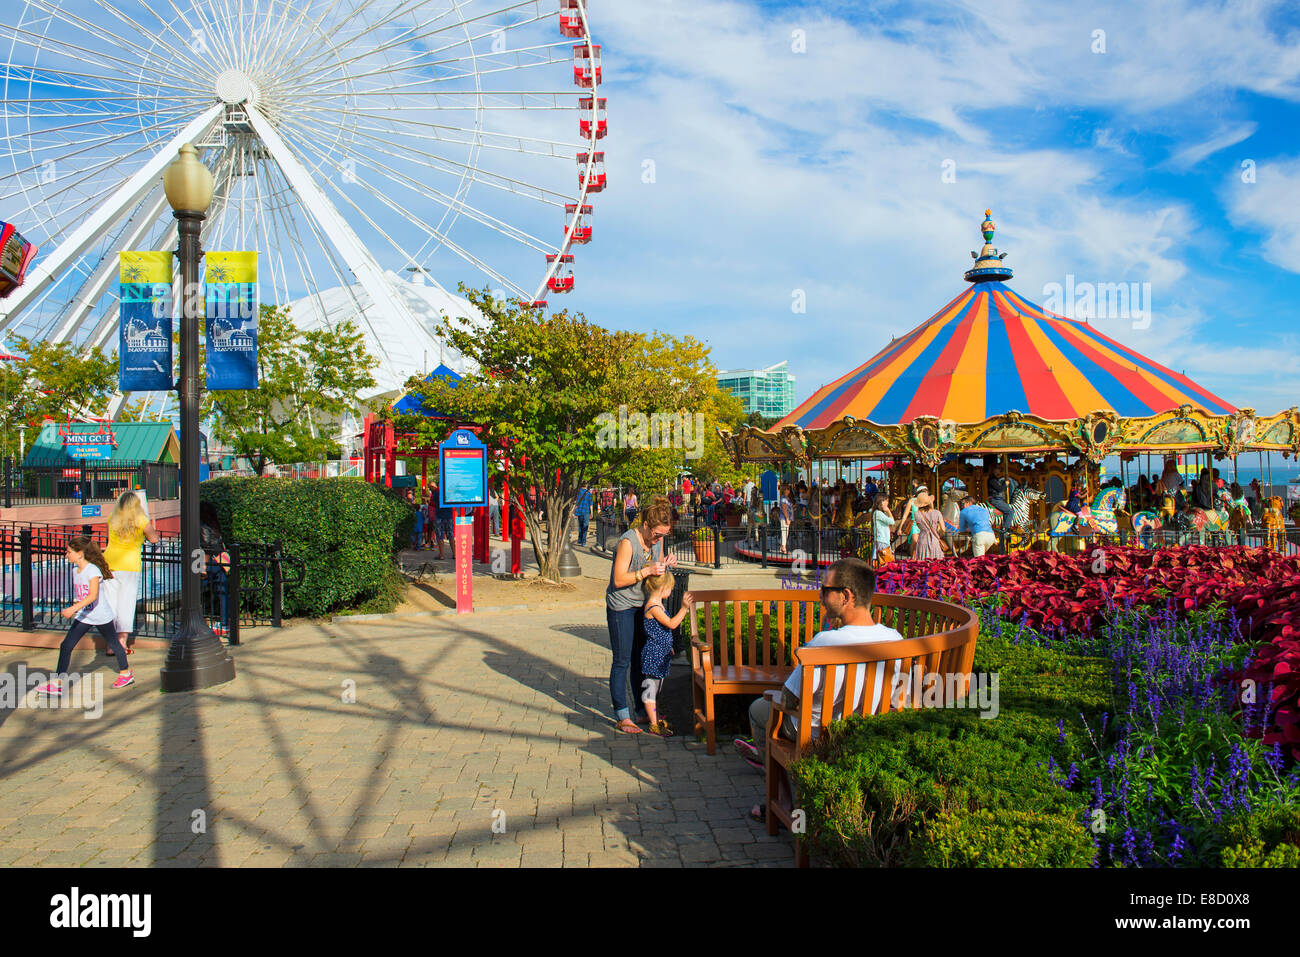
[877,547,1300,761]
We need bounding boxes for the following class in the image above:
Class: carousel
[722,211,1300,554]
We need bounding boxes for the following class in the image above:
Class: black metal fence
[0,523,301,644]
[3,458,180,508]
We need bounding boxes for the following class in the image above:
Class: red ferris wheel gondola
[559,0,587,38]
[579,96,607,139]
[573,44,601,88]
[577,152,606,193]
[564,204,593,245]
[545,254,575,293]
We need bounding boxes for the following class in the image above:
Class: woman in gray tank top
[605,498,677,734]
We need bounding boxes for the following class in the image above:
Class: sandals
[749,803,766,824]
[645,719,673,738]
[614,719,643,735]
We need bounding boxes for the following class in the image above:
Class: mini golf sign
[60,423,118,460]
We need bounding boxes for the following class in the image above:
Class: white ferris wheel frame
[0,0,602,369]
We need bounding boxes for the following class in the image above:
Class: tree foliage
[205,304,377,475]
[0,335,118,461]
[395,286,736,580]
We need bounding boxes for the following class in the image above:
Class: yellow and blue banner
[205,251,258,390]
[118,251,174,392]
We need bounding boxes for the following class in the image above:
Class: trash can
[664,569,691,657]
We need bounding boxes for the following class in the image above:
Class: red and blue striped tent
[778,280,1235,431]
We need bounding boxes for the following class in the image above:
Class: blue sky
[558,0,1300,418]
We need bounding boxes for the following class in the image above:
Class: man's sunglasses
[819,585,849,600]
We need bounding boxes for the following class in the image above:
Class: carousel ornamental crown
[964,208,1014,283]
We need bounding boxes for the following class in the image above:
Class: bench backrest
[788,595,979,749]
[689,589,826,670]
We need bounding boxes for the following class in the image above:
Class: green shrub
[1219,806,1300,868]
[918,807,1096,868]
[788,639,1112,867]
[201,477,410,618]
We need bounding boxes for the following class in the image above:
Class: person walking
[911,487,945,560]
[199,502,233,638]
[575,483,592,546]
[605,499,677,734]
[103,491,159,657]
[38,536,132,696]
[623,488,639,525]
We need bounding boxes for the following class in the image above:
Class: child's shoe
[112,672,135,689]
[647,719,674,738]
[35,682,62,697]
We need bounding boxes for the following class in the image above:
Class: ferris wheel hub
[215,70,259,107]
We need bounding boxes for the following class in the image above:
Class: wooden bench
[763,594,978,867]
[689,589,824,755]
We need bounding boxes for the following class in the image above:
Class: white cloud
[1222,156,1300,273]
[1166,123,1257,169]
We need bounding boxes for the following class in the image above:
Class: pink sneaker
[35,682,62,697]
[112,672,135,689]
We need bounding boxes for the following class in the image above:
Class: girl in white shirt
[37,535,133,696]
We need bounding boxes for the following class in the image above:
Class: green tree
[396,286,725,581]
[206,304,377,475]
[0,335,118,461]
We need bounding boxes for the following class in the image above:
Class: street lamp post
[160,143,235,693]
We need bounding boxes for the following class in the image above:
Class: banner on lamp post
[205,251,258,390]
[118,251,174,392]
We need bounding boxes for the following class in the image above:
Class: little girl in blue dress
[640,572,694,737]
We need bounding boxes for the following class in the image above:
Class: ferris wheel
[0,0,606,372]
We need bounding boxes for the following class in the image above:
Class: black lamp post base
[160,619,236,693]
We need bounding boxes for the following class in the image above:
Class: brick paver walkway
[0,606,793,867]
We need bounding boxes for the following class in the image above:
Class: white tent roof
[285,270,482,401]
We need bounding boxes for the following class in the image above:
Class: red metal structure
[578,96,607,139]
[564,204,593,245]
[577,152,606,193]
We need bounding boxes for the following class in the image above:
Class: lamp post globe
[163,143,214,214]
[160,143,235,693]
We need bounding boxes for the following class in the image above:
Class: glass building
[717,362,796,418]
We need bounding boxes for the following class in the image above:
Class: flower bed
[873,547,1300,761]
[790,600,1300,867]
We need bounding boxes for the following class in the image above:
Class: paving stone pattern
[0,606,794,867]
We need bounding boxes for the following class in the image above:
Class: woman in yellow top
[104,491,160,655]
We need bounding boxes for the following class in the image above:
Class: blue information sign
[438,429,487,509]
[81,505,101,518]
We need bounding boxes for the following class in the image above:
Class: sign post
[439,429,487,615]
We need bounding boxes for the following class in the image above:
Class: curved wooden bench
[690,589,827,755]
[763,594,978,867]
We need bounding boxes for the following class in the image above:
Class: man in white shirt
[742,478,755,503]
[739,557,905,769]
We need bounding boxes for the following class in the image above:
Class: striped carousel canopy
[780,211,1236,431]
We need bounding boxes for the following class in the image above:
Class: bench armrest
[691,639,713,672]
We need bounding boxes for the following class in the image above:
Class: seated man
[736,557,904,779]
[958,495,998,556]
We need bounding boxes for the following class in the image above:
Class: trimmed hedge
[201,477,410,618]
[788,632,1113,868]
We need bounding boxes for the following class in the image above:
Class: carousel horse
[1089,486,1127,537]
[1263,496,1286,552]
[1128,510,1162,548]
[1184,506,1232,545]
[989,487,1044,550]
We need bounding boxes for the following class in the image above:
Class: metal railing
[209,459,364,480]
[0,522,302,644]
[590,509,1300,568]
[3,458,179,508]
